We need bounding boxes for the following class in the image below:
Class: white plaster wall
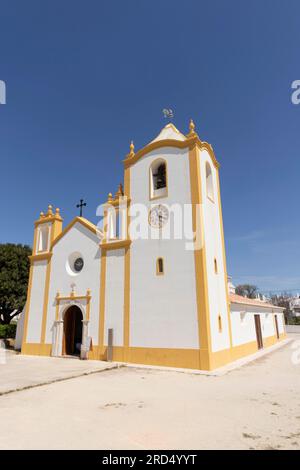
[277,313,285,333]
[199,149,230,352]
[104,248,125,346]
[230,304,284,346]
[230,305,257,347]
[26,260,48,343]
[261,312,276,338]
[45,223,101,346]
[129,147,199,349]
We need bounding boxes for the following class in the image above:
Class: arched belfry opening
[63,305,83,356]
[150,159,167,199]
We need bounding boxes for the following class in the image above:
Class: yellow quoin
[21,121,286,370]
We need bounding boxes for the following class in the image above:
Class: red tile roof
[229,293,284,311]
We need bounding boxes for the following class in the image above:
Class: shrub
[0,323,17,339]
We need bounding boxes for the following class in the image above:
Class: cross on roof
[76,199,87,217]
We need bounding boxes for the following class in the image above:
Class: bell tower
[22,205,63,355]
[33,205,63,255]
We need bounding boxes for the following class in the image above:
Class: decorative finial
[86,288,91,297]
[70,283,76,297]
[40,211,44,218]
[189,119,195,133]
[115,183,124,198]
[107,192,113,202]
[47,205,53,216]
[55,207,60,215]
[130,140,134,155]
[56,291,60,299]
[187,119,198,138]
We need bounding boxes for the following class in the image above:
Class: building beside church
[21,120,286,370]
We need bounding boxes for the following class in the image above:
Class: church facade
[21,121,286,370]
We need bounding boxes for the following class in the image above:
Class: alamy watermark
[0,80,6,104]
[95,198,204,251]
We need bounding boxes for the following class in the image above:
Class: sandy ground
[0,338,299,450]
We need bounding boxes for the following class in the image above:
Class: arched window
[150,159,167,199]
[37,225,49,253]
[156,257,164,275]
[206,162,214,201]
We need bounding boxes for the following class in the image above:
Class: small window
[214,258,218,274]
[156,258,164,275]
[218,315,222,333]
[150,159,167,199]
[37,225,49,252]
[206,162,214,201]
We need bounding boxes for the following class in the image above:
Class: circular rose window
[74,257,84,272]
[66,252,84,276]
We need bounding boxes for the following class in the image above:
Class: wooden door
[254,314,263,349]
[274,315,280,339]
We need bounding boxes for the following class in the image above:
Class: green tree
[0,243,31,324]
[235,284,258,299]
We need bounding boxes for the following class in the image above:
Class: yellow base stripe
[22,343,52,356]
[21,334,286,370]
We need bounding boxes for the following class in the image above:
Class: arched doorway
[63,306,83,356]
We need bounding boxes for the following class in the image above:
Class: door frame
[274,315,280,339]
[62,305,83,356]
[254,314,263,349]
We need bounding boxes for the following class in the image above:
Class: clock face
[74,257,84,272]
[148,204,169,228]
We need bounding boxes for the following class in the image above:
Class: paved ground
[0,337,299,449]
[0,352,118,395]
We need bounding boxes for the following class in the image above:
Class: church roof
[229,293,284,311]
[150,123,187,143]
[51,216,100,248]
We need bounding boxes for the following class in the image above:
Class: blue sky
[0,0,300,293]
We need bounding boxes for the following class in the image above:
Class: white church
[20,120,286,370]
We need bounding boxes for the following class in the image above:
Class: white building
[289,296,300,317]
[20,121,286,370]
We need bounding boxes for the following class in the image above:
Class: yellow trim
[21,225,39,350]
[100,239,131,250]
[124,136,220,170]
[21,335,287,368]
[104,197,131,207]
[216,170,233,349]
[34,214,62,228]
[149,158,168,201]
[128,347,200,369]
[86,292,91,321]
[40,259,52,343]
[123,166,131,361]
[98,251,107,355]
[264,335,277,348]
[188,143,212,370]
[29,253,52,262]
[56,294,91,301]
[51,217,98,248]
[22,343,52,356]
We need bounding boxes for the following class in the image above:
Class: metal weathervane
[162,108,174,120]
